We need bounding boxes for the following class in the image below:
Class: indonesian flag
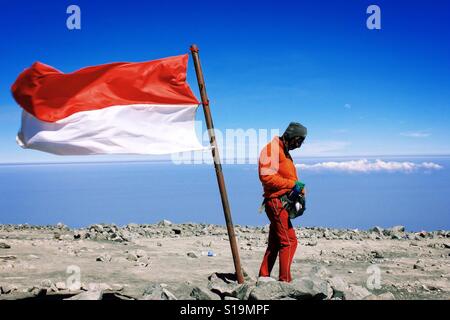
[11,54,207,155]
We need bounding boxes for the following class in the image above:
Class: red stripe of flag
[11,54,199,123]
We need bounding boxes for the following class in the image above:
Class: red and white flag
[11,54,206,155]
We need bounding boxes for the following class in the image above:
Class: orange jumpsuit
[258,136,298,282]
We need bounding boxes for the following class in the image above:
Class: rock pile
[1,222,448,243]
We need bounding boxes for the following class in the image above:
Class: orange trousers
[258,197,298,282]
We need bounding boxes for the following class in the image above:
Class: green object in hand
[294,181,305,193]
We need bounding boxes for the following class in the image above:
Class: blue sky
[0,0,449,163]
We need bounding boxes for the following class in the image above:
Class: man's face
[287,136,305,150]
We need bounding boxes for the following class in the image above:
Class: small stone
[1,284,18,294]
[327,276,348,299]
[126,253,138,261]
[187,251,199,258]
[40,279,53,288]
[172,227,182,235]
[142,283,177,300]
[344,284,371,300]
[158,220,172,226]
[73,231,87,240]
[369,226,384,235]
[413,260,426,271]
[348,270,354,274]
[371,250,384,259]
[391,225,405,233]
[55,282,66,290]
[0,242,11,249]
[134,249,147,258]
[309,265,331,279]
[96,253,112,262]
[56,222,66,229]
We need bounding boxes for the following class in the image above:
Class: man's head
[282,122,307,150]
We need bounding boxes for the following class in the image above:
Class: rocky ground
[0,222,449,300]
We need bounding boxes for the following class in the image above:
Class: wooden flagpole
[189,44,244,284]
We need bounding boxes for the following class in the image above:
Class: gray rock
[250,277,331,300]
[231,283,253,300]
[290,277,332,300]
[189,286,221,300]
[96,253,112,262]
[413,260,426,271]
[126,253,138,261]
[65,290,103,300]
[165,283,195,300]
[134,249,147,258]
[384,226,406,239]
[0,255,16,261]
[391,225,405,233]
[73,231,87,240]
[158,220,172,226]
[56,222,66,229]
[27,286,47,296]
[90,224,104,233]
[0,284,18,294]
[0,242,11,249]
[208,273,241,297]
[55,282,66,290]
[172,227,182,235]
[371,250,384,259]
[39,279,54,288]
[249,281,293,300]
[305,240,318,246]
[309,265,331,279]
[344,285,371,300]
[369,226,384,236]
[187,251,199,258]
[142,283,177,300]
[327,276,349,299]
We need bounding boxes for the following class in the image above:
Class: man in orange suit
[258,122,307,282]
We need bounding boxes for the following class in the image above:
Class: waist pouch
[279,193,306,219]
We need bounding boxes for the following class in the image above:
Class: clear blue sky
[1,0,449,162]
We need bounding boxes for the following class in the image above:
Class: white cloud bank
[296,159,443,173]
[400,131,431,138]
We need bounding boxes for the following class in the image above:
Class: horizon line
[1,153,449,166]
